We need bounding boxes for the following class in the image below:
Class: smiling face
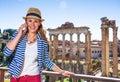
[26,18,41,33]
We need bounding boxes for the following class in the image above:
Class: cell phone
[22,27,26,31]
[22,23,28,32]
[22,27,28,33]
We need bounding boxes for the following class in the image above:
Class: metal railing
[0,67,120,82]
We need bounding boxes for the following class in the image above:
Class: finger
[19,27,26,34]
[23,23,27,27]
[19,24,27,31]
[67,74,70,77]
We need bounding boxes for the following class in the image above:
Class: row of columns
[101,17,118,77]
[48,28,91,74]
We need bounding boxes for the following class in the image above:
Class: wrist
[59,70,65,74]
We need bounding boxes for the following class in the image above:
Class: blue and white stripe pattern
[3,31,54,78]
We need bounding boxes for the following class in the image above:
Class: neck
[27,32,37,38]
[27,32,37,44]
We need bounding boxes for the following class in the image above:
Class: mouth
[29,27,36,30]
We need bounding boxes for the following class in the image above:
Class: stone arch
[58,34,63,41]
[80,33,85,42]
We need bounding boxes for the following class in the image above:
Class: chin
[29,30,37,33]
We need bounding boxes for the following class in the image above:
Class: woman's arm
[43,42,74,77]
[7,24,27,50]
[3,24,27,56]
[2,31,19,56]
[52,64,74,77]
[6,32,22,50]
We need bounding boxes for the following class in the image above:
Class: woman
[3,7,74,82]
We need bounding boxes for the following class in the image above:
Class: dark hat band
[26,13,41,18]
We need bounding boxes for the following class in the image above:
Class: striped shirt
[3,31,55,78]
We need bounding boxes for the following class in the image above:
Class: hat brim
[23,16,45,22]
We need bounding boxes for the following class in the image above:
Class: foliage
[3,29,16,36]
[1,29,16,40]
[0,28,16,66]
[0,42,6,52]
[0,52,3,62]
[2,32,10,39]
[0,34,3,39]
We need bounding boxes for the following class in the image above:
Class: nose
[31,22,35,26]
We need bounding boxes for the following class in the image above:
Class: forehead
[26,18,40,21]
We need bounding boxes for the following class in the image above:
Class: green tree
[1,42,6,51]
[0,52,3,62]
[0,34,3,39]
[3,29,16,36]
[2,32,9,39]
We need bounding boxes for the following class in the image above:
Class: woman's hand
[6,23,28,50]
[18,23,27,37]
[52,65,75,77]
[60,70,75,77]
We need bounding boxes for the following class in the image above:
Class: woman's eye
[28,20,32,22]
[35,20,38,23]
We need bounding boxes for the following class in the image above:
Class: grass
[56,78,70,82]
[4,78,71,82]
[4,79,85,82]
[4,77,70,82]
[4,79,10,82]
[56,78,84,82]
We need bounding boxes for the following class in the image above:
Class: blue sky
[0,0,120,41]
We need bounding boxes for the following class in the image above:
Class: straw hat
[23,7,44,21]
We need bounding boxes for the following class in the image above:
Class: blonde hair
[38,25,49,43]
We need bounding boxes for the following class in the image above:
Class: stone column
[70,33,73,61]
[76,33,81,74]
[77,33,80,62]
[49,34,52,41]
[113,26,118,77]
[101,27,109,77]
[62,33,66,69]
[101,17,110,77]
[49,34,53,59]
[69,33,73,71]
[85,31,91,74]
[53,35,58,63]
